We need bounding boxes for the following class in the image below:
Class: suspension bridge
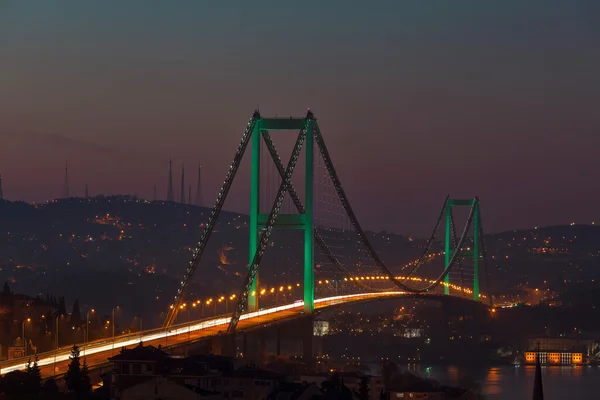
[1,109,491,377]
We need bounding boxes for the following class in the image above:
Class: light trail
[0,291,408,375]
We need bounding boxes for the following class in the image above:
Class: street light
[84,309,94,356]
[111,306,119,355]
[22,318,31,355]
[137,317,143,343]
[54,315,61,374]
[206,299,211,317]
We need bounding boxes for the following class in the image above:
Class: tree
[321,373,353,400]
[0,282,13,307]
[379,389,387,400]
[81,358,91,394]
[321,372,341,394]
[358,375,370,400]
[71,299,82,325]
[0,370,31,398]
[381,361,398,385]
[31,355,42,387]
[65,345,83,393]
[42,378,59,396]
[57,297,67,316]
[25,355,41,390]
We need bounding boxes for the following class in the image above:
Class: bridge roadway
[0,291,435,377]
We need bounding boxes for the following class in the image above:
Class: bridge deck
[0,291,483,378]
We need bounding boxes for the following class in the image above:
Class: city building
[386,388,476,399]
[524,351,583,365]
[298,372,384,400]
[118,376,223,400]
[524,336,591,365]
[106,343,296,400]
[527,336,593,353]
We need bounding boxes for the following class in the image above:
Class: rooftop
[108,343,170,362]
[226,365,285,381]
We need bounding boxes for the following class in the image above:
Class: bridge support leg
[444,202,451,295]
[304,120,315,314]
[241,331,267,366]
[302,316,314,367]
[259,331,266,366]
[242,333,248,360]
[276,327,281,357]
[473,201,480,301]
[248,121,261,312]
[214,333,235,358]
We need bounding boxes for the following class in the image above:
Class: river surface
[367,364,600,399]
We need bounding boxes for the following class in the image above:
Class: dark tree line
[320,373,372,400]
[0,345,94,399]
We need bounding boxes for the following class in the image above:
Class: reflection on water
[484,368,502,395]
[369,364,600,400]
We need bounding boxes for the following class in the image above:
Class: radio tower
[62,161,70,198]
[195,163,203,206]
[179,164,185,204]
[153,185,157,201]
[85,184,89,199]
[166,159,174,202]
[0,174,4,200]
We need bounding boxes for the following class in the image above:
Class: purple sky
[1,1,599,236]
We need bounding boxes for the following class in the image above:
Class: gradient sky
[1,1,599,236]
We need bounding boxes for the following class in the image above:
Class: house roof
[267,382,324,400]
[226,366,285,380]
[108,344,169,362]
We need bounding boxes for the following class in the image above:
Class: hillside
[1,197,599,321]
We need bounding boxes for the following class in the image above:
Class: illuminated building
[527,337,593,352]
[524,351,583,365]
[524,337,588,365]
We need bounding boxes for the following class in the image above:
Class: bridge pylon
[444,197,484,301]
[163,108,492,333]
[248,111,315,314]
[162,110,318,329]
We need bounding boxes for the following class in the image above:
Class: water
[368,364,600,399]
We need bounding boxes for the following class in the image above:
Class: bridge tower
[163,109,491,332]
[444,197,482,300]
[248,111,315,314]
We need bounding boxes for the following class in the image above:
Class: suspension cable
[228,120,310,332]
[163,112,260,328]
[405,196,449,277]
[475,199,493,306]
[314,123,476,293]
[449,207,466,297]
[261,131,378,292]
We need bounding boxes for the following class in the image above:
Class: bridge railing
[0,291,442,374]
[0,312,233,373]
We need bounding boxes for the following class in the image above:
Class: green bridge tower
[248,113,315,314]
[444,198,481,301]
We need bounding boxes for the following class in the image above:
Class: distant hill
[1,196,599,321]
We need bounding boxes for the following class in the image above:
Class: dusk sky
[1,1,599,236]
